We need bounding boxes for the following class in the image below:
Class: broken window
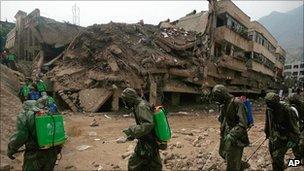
[292,72,298,76]
[225,43,231,55]
[284,65,291,69]
[300,63,304,68]
[216,13,226,27]
[294,65,299,69]
[300,71,304,75]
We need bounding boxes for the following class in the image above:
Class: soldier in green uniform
[7,100,61,171]
[264,92,300,171]
[212,84,249,171]
[287,93,304,161]
[7,51,17,70]
[121,88,162,171]
[19,78,32,102]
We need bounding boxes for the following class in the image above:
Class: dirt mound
[0,64,24,167]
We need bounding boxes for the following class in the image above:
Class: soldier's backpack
[29,90,41,100]
[35,111,67,149]
[153,106,171,142]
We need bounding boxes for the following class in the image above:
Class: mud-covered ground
[7,107,304,171]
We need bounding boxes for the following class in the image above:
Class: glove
[7,151,15,160]
[287,140,297,148]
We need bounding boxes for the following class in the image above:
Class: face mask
[122,99,133,111]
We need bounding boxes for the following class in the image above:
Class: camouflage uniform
[265,92,300,171]
[122,88,162,171]
[7,100,61,171]
[212,85,249,171]
[287,93,304,160]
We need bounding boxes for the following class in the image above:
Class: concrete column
[171,92,180,106]
[149,77,157,106]
[111,89,120,111]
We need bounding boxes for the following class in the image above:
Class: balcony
[215,26,249,52]
[250,41,276,64]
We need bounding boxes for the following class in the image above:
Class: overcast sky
[1,1,303,27]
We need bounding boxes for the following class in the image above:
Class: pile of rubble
[0,64,24,168]
[43,22,209,112]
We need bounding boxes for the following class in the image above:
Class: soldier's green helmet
[265,92,280,108]
[121,88,139,105]
[212,84,229,104]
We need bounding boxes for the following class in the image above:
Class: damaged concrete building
[175,0,286,94]
[5,9,81,76]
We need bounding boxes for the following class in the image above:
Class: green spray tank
[153,106,171,142]
[35,112,67,149]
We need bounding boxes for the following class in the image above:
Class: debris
[178,112,189,115]
[97,165,103,171]
[208,109,214,113]
[79,88,113,112]
[121,151,133,159]
[76,145,91,151]
[0,163,10,171]
[90,119,99,127]
[104,114,111,119]
[88,131,97,136]
[116,136,127,143]
[176,142,183,148]
[65,165,75,170]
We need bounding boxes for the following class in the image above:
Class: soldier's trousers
[225,137,244,171]
[219,135,226,160]
[128,141,162,171]
[23,149,58,171]
[269,139,289,171]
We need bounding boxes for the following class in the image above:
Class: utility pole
[72,4,80,25]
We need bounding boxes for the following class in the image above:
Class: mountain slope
[258,5,303,62]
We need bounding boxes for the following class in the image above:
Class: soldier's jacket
[219,97,249,147]
[265,101,300,142]
[124,98,161,154]
[8,102,40,154]
[7,101,60,171]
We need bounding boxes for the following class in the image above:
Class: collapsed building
[175,0,286,94]
[5,0,286,112]
[5,9,82,77]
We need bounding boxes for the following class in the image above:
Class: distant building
[284,60,304,82]
[5,9,81,61]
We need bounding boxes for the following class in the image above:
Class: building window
[292,72,298,76]
[284,65,292,69]
[284,72,291,76]
[294,65,299,69]
[300,71,304,75]
[300,63,304,68]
